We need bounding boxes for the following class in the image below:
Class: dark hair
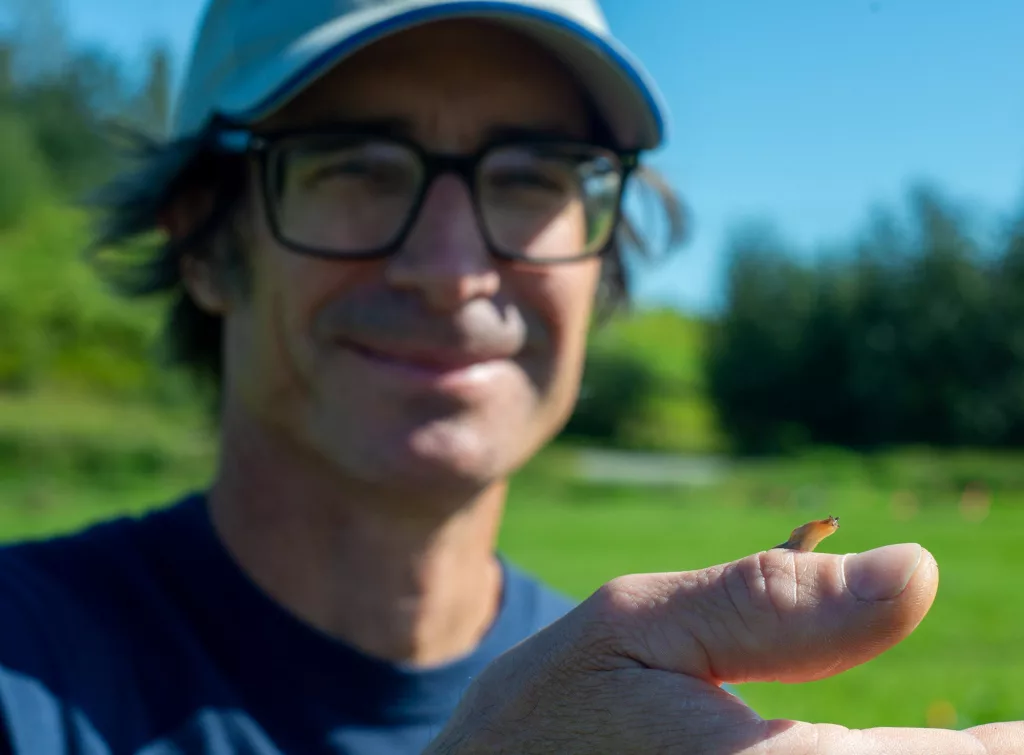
[84,125,688,398]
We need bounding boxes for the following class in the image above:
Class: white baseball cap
[172,0,669,151]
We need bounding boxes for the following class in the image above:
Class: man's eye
[307,160,373,181]
[488,170,564,192]
[303,160,411,189]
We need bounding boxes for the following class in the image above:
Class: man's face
[218,20,605,493]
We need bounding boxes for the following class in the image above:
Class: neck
[205,409,507,667]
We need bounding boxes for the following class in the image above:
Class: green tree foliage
[0,0,174,208]
[564,348,658,443]
[0,112,49,229]
[0,202,191,404]
[0,3,197,410]
[562,309,726,452]
[707,183,1024,454]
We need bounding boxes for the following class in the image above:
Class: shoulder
[0,496,200,749]
[0,499,178,626]
[0,511,145,645]
[0,493,207,659]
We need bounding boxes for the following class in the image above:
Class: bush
[0,112,50,230]
[561,308,726,453]
[0,202,183,402]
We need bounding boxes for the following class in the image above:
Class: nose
[384,174,501,312]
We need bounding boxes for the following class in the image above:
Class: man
[0,0,1019,752]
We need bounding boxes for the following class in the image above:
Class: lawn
[500,472,1024,731]
[1,412,1021,734]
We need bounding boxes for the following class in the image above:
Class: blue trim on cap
[234,0,666,148]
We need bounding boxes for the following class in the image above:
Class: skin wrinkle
[753,556,792,678]
[721,560,760,664]
[750,552,788,628]
[688,565,737,683]
[311,288,537,364]
[676,571,721,683]
[589,579,673,675]
[746,554,793,646]
[792,556,809,615]
[272,284,316,408]
[590,579,651,666]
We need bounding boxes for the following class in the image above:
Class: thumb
[576,542,938,685]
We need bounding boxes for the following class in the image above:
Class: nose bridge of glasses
[411,150,482,220]
[401,167,491,270]
[385,169,501,305]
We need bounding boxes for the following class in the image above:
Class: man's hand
[426,544,1021,754]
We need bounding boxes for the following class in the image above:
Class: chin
[401,423,514,488]
[302,381,565,495]
[318,419,521,496]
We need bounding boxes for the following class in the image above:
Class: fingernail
[844,543,923,601]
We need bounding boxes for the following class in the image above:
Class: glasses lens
[271,137,422,253]
[478,144,623,260]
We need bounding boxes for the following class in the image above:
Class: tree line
[705,186,1024,454]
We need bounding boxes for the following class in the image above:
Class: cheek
[241,230,370,401]
[518,260,601,379]
[516,203,602,337]
[243,181,359,354]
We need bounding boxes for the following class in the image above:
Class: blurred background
[1,0,1022,734]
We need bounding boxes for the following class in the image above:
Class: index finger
[740,719,1024,754]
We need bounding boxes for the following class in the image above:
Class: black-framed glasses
[213,124,639,263]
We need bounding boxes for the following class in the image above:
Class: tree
[706,182,1024,454]
[136,44,173,138]
[5,0,71,85]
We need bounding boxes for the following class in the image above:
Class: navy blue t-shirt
[0,493,577,754]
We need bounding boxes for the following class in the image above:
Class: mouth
[343,340,482,369]
[338,338,515,390]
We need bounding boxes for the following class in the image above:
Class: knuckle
[688,553,801,657]
[581,574,715,672]
[575,576,650,651]
[729,552,799,623]
[587,574,672,626]
[751,550,806,616]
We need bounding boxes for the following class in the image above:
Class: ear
[180,252,229,316]
[158,191,231,316]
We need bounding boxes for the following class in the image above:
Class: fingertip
[843,543,923,601]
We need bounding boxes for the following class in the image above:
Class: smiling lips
[343,339,492,369]
[339,337,515,390]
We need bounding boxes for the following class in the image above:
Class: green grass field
[3,426,1022,734]
[499,473,1024,731]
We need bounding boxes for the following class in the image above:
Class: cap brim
[210,1,668,150]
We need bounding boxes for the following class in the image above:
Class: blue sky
[50,0,1024,314]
